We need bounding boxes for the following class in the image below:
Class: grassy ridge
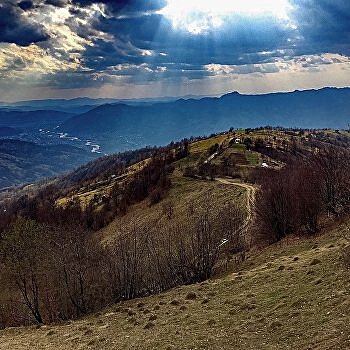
[1,128,349,347]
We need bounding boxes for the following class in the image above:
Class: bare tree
[256,174,295,242]
[314,147,350,214]
[50,226,108,319]
[0,218,48,324]
[291,163,323,234]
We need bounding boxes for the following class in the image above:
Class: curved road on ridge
[216,177,257,248]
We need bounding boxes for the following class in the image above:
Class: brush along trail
[216,177,257,248]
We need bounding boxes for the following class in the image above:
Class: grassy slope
[98,175,246,244]
[2,129,349,348]
[56,159,150,209]
[1,220,349,350]
[57,134,233,209]
[54,128,286,210]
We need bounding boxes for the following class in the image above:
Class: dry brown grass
[1,220,350,350]
[98,176,246,244]
[56,159,151,209]
[190,134,228,154]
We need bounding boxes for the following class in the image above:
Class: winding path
[216,177,257,248]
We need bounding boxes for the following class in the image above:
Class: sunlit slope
[1,220,349,350]
[54,130,258,209]
[98,176,246,244]
[56,158,151,209]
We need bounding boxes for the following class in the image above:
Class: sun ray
[160,0,292,34]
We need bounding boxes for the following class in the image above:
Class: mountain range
[0,110,74,129]
[0,96,188,114]
[0,87,349,188]
[60,88,350,152]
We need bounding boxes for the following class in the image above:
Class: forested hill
[61,88,350,145]
[0,139,95,189]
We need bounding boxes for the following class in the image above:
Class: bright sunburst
[160,0,292,34]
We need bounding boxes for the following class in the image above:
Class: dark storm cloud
[67,0,349,90]
[71,0,166,15]
[1,0,349,93]
[82,12,296,73]
[45,0,67,7]
[0,0,48,45]
[18,0,34,10]
[77,0,350,78]
[290,0,350,55]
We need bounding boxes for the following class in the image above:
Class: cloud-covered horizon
[0,0,349,101]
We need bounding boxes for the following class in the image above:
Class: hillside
[97,176,247,245]
[0,110,74,129]
[0,128,349,349]
[0,140,95,189]
[0,127,20,137]
[1,219,349,350]
[60,88,350,152]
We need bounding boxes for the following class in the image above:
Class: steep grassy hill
[0,128,349,349]
[1,219,349,350]
[98,176,247,245]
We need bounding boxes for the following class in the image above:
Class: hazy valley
[1,88,349,189]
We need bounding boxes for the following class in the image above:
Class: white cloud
[160,0,292,34]
[204,54,350,77]
[0,43,81,80]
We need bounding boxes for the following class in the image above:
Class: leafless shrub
[256,146,350,242]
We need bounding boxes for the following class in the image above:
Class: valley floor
[1,220,350,350]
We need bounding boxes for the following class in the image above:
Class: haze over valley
[1,87,350,188]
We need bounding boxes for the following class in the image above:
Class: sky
[0,0,349,101]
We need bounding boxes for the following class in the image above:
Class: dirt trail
[216,178,257,247]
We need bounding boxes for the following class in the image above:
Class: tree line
[0,197,243,327]
[255,146,350,242]
[0,138,244,327]
[0,140,190,233]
